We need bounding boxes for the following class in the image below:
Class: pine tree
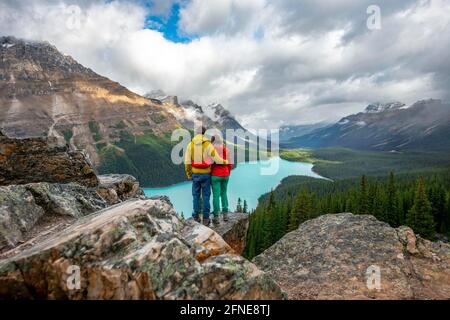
[288,188,313,232]
[358,175,369,215]
[429,183,446,233]
[407,179,435,239]
[445,193,450,236]
[243,200,248,214]
[180,212,185,220]
[372,188,386,221]
[236,198,243,213]
[386,172,399,226]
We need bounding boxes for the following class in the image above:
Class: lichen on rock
[0,198,284,300]
[253,213,450,300]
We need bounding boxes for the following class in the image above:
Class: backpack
[190,140,212,169]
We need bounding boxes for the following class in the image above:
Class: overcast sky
[1,0,449,128]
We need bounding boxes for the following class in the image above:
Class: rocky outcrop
[0,134,98,187]
[210,213,249,255]
[0,173,145,253]
[97,174,144,205]
[254,213,450,300]
[0,183,108,252]
[0,198,284,300]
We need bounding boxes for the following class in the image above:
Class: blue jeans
[192,174,211,219]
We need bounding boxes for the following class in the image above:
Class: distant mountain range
[282,100,450,151]
[0,36,246,187]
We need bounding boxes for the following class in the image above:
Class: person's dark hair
[195,126,207,135]
[211,134,223,145]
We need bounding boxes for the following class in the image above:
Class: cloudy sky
[1,0,449,128]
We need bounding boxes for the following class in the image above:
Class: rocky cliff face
[211,213,249,255]
[0,133,98,187]
[254,213,450,300]
[0,36,179,148]
[0,198,284,300]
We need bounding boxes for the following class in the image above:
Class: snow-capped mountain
[145,91,245,131]
[364,102,406,114]
[282,99,450,151]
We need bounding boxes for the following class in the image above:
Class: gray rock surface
[0,183,107,251]
[254,213,450,300]
[97,174,144,205]
[0,198,285,300]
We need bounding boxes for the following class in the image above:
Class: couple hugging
[184,127,233,226]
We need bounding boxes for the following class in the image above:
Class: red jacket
[211,145,232,177]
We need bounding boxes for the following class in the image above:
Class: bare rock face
[0,198,284,300]
[0,183,107,251]
[210,213,249,255]
[253,213,450,300]
[97,174,144,205]
[0,134,98,187]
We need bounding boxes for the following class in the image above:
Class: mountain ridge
[282,99,450,151]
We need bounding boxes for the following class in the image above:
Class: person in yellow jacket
[185,127,228,226]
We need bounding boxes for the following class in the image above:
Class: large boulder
[0,183,107,251]
[97,174,144,205]
[0,134,98,187]
[0,198,285,300]
[254,213,450,300]
[210,213,249,255]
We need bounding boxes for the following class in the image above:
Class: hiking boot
[193,215,201,223]
[213,216,221,225]
[202,218,211,227]
[222,212,230,222]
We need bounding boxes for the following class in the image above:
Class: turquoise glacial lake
[144,157,325,216]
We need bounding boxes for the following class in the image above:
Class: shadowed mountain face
[283,100,450,151]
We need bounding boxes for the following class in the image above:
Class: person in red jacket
[210,135,233,224]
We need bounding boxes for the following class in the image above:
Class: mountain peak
[145,90,178,105]
[364,102,406,113]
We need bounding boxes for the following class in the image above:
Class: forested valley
[244,169,450,259]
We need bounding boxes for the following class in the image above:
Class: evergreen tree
[442,192,450,236]
[358,175,369,215]
[407,179,435,239]
[372,188,386,221]
[243,200,248,214]
[288,188,313,232]
[386,172,399,226]
[236,198,243,213]
[429,183,447,233]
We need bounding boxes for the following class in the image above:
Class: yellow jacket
[184,134,228,178]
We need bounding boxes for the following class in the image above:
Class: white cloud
[179,0,266,35]
[1,0,449,128]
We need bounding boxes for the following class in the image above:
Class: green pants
[211,176,229,216]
